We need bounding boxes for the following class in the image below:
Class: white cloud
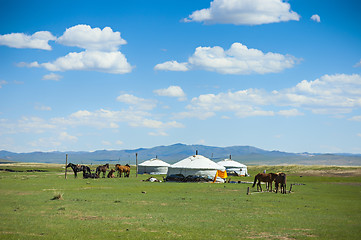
[154,61,189,71]
[59,132,78,142]
[357,133,361,138]
[39,50,133,74]
[311,14,321,23]
[184,0,300,25]
[154,86,186,101]
[51,108,184,131]
[173,111,216,120]
[57,24,127,51]
[116,94,157,110]
[0,117,57,135]
[116,140,123,145]
[42,73,62,81]
[102,140,112,146]
[15,25,133,74]
[0,31,56,50]
[177,73,361,119]
[354,59,361,68]
[149,131,168,136]
[349,116,361,121]
[156,42,298,74]
[35,104,52,111]
[277,109,304,117]
[17,61,40,68]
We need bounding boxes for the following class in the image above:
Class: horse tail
[252,174,258,188]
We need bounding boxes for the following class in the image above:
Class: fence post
[65,154,68,179]
[247,187,250,195]
[136,153,138,178]
[289,184,293,193]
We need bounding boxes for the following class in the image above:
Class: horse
[95,163,109,178]
[66,163,91,178]
[252,173,278,192]
[83,170,99,179]
[274,172,287,194]
[115,164,130,178]
[107,169,115,178]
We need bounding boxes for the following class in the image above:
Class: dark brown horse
[115,164,130,177]
[95,163,109,178]
[252,173,278,192]
[66,163,91,178]
[274,172,287,194]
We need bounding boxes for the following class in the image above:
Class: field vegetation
[0,163,360,239]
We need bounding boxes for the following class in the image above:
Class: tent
[167,154,226,178]
[217,158,248,176]
[138,158,170,175]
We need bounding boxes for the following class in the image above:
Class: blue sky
[0,0,361,153]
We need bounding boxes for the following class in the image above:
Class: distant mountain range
[1,143,361,166]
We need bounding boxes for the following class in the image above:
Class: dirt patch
[0,163,63,168]
[0,168,47,172]
[295,169,361,177]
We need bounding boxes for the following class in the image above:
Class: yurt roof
[138,158,170,167]
[170,155,225,170]
[217,159,247,168]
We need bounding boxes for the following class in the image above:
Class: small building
[137,158,170,175]
[217,157,248,176]
[167,154,226,178]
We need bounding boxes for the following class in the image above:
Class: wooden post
[289,184,293,193]
[65,154,68,179]
[136,153,138,178]
[247,187,250,195]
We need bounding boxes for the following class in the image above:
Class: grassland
[0,163,360,239]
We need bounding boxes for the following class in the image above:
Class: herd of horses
[252,172,287,194]
[66,163,286,194]
[66,163,130,179]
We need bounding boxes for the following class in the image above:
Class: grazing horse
[95,163,109,178]
[275,172,287,194]
[107,169,115,178]
[252,173,278,192]
[115,164,130,177]
[66,163,91,178]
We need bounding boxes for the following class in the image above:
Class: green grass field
[0,164,360,239]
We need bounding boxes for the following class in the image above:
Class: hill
[1,143,361,166]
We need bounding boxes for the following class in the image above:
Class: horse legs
[269,181,272,192]
[257,181,262,192]
[282,183,286,194]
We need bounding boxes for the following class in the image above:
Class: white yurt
[138,158,170,175]
[217,156,248,176]
[167,153,226,178]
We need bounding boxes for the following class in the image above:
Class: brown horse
[252,173,278,192]
[95,163,109,178]
[274,172,287,194]
[115,164,130,177]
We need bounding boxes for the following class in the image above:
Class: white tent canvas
[167,154,225,178]
[217,159,248,176]
[138,158,170,175]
